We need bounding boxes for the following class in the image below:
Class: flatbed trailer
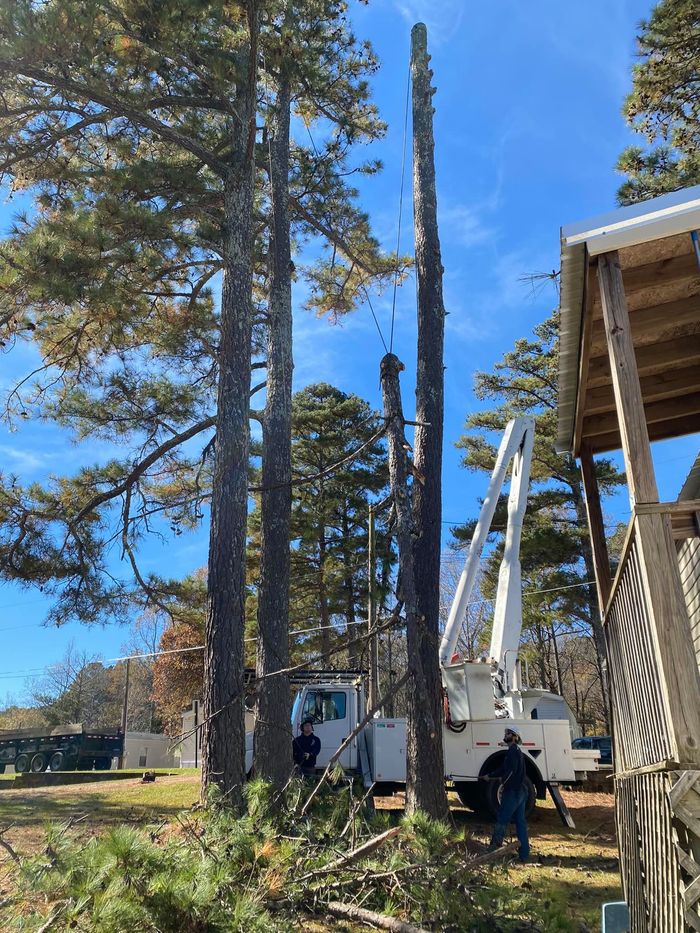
[0,723,124,773]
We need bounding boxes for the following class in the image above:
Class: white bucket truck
[247,419,598,819]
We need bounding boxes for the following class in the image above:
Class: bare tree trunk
[254,66,293,787]
[550,623,564,695]
[570,468,610,731]
[409,22,447,820]
[342,509,359,669]
[203,2,259,807]
[380,353,447,819]
[318,529,331,657]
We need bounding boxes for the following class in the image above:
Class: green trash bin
[602,902,629,933]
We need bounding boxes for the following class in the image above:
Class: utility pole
[409,21,448,819]
[368,504,379,711]
[118,658,130,770]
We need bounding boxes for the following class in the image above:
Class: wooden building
[556,185,700,931]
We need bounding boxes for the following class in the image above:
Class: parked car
[572,735,612,766]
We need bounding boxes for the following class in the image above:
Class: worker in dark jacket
[481,726,530,862]
[293,719,321,776]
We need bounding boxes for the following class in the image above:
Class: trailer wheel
[30,753,47,773]
[49,751,65,772]
[481,775,537,819]
[14,753,30,773]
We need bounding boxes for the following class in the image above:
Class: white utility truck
[247,418,598,819]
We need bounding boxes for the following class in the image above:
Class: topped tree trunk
[203,2,260,808]
[254,59,294,786]
[408,22,448,819]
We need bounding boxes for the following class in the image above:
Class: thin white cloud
[0,444,46,472]
[393,0,465,45]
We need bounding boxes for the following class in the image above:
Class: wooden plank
[635,511,700,767]
[590,251,700,311]
[597,251,659,506]
[586,411,700,455]
[579,443,612,612]
[589,295,700,357]
[585,365,700,416]
[582,390,700,440]
[587,333,700,389]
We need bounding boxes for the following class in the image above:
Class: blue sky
[2,0,697,700]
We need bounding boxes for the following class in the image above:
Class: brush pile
[6,772,560,932]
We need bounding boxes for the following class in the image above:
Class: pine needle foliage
[8,780,581,933]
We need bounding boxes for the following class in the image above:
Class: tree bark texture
[203,2,259,806]
[380,353,446,818]
[254,69,293,786]
[409,22,448,819]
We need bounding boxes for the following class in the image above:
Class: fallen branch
[326,901,429,933]
[36,904,67,933]
[466,842,517,867]
[299,826,401,882]
[0,826,20,864]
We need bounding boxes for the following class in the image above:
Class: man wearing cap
[293,719,321,777]
[481,725,530,862]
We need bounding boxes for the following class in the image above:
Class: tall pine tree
[617,0,700,204]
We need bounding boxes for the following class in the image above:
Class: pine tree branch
[72,416,217,525]
[0,61,229,176]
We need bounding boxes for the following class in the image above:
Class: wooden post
[597,251,658,507]
[598,250,700,765]
[409,20,448,821]
[118,657,130,770]
[579,443,612,615]
[368,504,379,712]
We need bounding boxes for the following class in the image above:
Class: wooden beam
[582,390,700,440]
[585,410,700,455]
[590,252,700,312]
[597,251,658,506]
[589,295,700,357]
[572,262,594,457]
[585,364,700,416]
[579,443,612,613]
[587,333,700,389]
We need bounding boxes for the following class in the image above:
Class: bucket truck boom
[439,417,535,694]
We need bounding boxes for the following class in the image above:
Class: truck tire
[14,753,30,773]
[49,751,65,772]
[454,781,482,811]
[0,764,5,775]
[95,757,112,771]
[31,753,47,773]
[481,774,537,819]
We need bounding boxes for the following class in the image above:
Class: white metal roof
[556,184,700,455]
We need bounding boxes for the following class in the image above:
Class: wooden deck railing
[604,500,700,774]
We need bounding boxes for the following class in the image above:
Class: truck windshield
[291,691,302,725]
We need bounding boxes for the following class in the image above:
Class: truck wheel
[454,782,482,811]
[30,753,47,773]
[481,775,537,819]
[95,757,111,771]
[0,764,5,775]
[14,753,30,773]
[49,751,65,772]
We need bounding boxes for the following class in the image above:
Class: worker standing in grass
[482,726,530,862]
